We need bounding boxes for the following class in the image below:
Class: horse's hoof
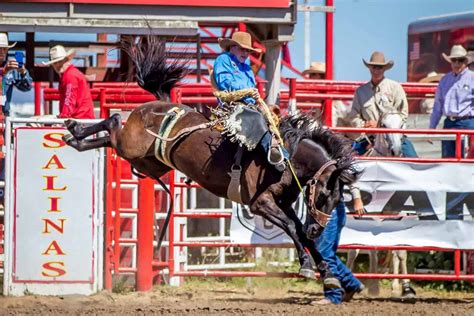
[323,277,342,289]
[62,133,75,144]
[64,119,77,130]
[299,268,316,279]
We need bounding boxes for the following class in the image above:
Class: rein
[306,159,338,228]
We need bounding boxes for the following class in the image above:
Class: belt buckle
[448,116,457,121]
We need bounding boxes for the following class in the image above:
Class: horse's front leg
[250,193,340,288]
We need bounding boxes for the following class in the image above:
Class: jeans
[314,202,362,304]
[352,136,418,157]
[442,118,474,158]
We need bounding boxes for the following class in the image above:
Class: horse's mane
[280,112,358,182]
[122,35,191,101]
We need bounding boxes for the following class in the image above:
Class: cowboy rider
[213,31,286,172]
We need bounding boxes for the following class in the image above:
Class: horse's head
[376,112,405,156]
[287,134,358,239]
[280,113,358,238]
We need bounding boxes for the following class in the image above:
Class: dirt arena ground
[1,278,473,315]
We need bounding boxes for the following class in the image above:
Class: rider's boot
[317,261,341,289]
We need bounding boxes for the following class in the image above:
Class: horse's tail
[122,35,190,101]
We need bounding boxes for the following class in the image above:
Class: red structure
[37,81,474,291]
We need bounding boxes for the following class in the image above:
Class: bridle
[306,159,338,228]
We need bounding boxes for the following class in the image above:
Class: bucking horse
[62,35,359,288]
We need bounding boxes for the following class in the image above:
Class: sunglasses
[451,58,466,64]
[370,65,384,70]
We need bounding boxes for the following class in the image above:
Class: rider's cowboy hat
[218,31,262,53]
[42,45,75,65]
[363,51,394,70]
[0,33,16,49]
[419,71,443,83]
[442,45,467,63]
[303,61,326,75]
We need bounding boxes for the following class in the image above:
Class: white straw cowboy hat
[218,31,262,53]
[442,45,467,63]
[363,51,394,70]
[303,61,326,75]
[465,50,474,65]
[0,33,16,49]
[42,45,75,65]
[419,71,443,83]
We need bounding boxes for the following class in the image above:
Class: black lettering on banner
[382,191,438,220]
[446,192,474,220]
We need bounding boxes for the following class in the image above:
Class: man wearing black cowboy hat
[348,51,417,157]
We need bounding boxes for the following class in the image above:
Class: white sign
[231,161,474,249]
[4,125,104,296]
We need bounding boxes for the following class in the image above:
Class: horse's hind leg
[64,135,111,152]
[65,113,121,141]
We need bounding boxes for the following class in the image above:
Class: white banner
[231,161,474,249]
[4,124,104,296]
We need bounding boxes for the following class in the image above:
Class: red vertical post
[171,87,182,104]
[34,81,42,116]
[99,88,107,118]
[288,78,297,114]
[455,133,462,160]
[324,0,334,127]
[454,250,461,278]
[136,177,155,291]
[238,23,246,32]
[104,148,114,290]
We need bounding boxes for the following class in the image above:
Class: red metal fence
[34,80,474,291]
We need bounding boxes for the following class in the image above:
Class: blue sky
[290,0,473,82]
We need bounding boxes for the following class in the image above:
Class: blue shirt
[430,68,474,128]
[213,52,256,105]
[1,62,33,116]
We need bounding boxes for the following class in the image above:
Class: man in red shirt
[43,45,95,119]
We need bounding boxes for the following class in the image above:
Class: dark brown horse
[63,36,358,288]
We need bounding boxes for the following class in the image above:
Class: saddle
[221,103,268,151]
